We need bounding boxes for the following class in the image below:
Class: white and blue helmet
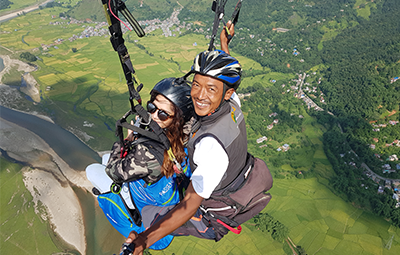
[191,50,242,90]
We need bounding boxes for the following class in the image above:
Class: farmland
[1,2,400,255]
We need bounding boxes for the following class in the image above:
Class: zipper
[98,195,133,227]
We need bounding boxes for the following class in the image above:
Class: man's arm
[220,21,234,54]
[126,183,204,255]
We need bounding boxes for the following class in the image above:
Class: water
[0,105,100,169]
[0,57,4,72]
[0,106,125,254]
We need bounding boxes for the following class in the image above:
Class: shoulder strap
[140,139,165,166]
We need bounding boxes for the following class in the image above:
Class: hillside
[177,0,400,119]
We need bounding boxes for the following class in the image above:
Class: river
[0,105,123,254]
[0,105,101,169]
[0,57,4,72]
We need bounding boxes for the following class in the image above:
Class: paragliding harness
[200,153,273,241]
[186,113,273,242]
[208,0,242,51]
[101,0,187,227]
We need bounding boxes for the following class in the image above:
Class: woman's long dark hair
[149,92,187,178]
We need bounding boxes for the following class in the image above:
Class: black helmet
[150,77,193,122]
[190,50,242,90]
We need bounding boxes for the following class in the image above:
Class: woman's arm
[106,141,161,183]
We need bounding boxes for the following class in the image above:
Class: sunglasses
[147,102,174,121]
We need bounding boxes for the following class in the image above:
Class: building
[385,180,392,189]
[256,136,268,143]
[383,169,396,174]
[282,144,290,152]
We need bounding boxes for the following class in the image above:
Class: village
[39,8,192,53]
[250,70,400,209]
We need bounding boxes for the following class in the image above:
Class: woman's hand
[126,120,135,141]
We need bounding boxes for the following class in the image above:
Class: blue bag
[93,161,191,250]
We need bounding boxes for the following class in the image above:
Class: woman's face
[149,94,175,129]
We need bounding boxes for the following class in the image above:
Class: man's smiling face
[191,74,233,116]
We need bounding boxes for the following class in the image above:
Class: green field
[354,0,374,20]
[150,177,400,255]
[2,158,400,255]
[0,158,71,254]
[0,6,268,149]
[0,6,263,120]
[0,0,41,15]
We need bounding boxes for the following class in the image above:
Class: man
[125,23,250,254]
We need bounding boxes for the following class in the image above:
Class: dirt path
[0,0,54,23]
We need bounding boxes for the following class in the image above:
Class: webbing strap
[208,0,228,51]
[117,120,160,142]
[231,0,242,25]
[134,104,171,150]
[217,219,242,234]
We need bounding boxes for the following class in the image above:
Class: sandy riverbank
[0,117,95,255]
[0,55,41,102]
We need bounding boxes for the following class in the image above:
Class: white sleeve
[190,136,229,199]
[230,92,241,107]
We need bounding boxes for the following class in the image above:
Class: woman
[86,77,193,250]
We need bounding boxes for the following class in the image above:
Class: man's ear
[224,88,235,100]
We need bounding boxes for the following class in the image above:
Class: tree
[72,48,78,53]
[254,213,288,242]
[0,0,13,10]
[20,52,36,62]
[296,246,307,255]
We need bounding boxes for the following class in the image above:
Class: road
[297,72,325,112]
[0,0,54,23]
[298,74,399,185]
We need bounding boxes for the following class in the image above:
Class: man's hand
[123,231,145,255]
[220,21,235,54]
[124,183,203,251]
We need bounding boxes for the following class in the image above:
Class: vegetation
[0,157,65,254]
[20,51,36,62]
[151,177,400,254]
[313,112,400,228]
[0,0,13,11]
[254,213,289,242]
[1,0,400,254]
